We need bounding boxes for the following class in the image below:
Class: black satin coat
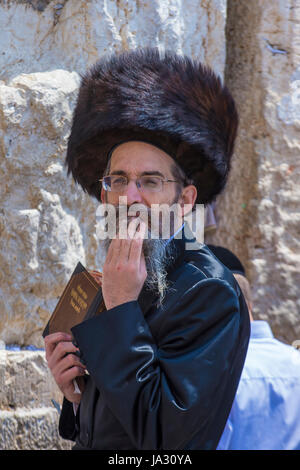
[59,225,250,450]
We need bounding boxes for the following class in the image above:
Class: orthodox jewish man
[44,48,250,450]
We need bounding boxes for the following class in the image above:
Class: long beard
[142,235,176,303]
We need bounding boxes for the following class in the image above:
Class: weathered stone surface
[0,350,62,408]
[0,407,71,450]
[0,0,226,81]
[205,0,300,344]
[0,350,71,450]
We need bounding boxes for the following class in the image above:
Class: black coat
[59,224,250,450]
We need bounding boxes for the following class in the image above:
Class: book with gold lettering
[42,262,105,338]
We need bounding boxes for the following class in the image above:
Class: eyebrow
[109,170,166,178]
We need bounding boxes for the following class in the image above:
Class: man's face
[100,141,184,238]
[97,140,196,301]
[101,140,179,208]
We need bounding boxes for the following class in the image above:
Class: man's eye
[112,177,126,185]
[143,177,160,187]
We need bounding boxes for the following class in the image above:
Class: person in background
[207,244,300,450]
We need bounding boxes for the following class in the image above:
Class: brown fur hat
[66,47,238,204]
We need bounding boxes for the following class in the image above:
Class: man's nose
[125,180,144,205]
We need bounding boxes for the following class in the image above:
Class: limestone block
[0,350,63,409]
[0,350,71,450]
[0,408,72,450]
[0,0,227,81]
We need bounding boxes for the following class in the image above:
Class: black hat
[207,245,246,276]
[66,47,238,204]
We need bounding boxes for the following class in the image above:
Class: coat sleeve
[58,397,77,441]
[71,276,248,450]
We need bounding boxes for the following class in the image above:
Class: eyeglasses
[99,175,180,193]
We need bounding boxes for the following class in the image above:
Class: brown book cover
[42,262,105,338]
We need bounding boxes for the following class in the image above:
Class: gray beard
[143,235,177,303]
[97,232,177,304]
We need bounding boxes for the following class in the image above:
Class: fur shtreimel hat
[66,47,238,204]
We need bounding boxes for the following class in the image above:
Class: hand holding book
[42,262,105,338]
[42,262,104,405]
[88,269,102,287]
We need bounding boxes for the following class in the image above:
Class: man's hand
[44,332,86,404]
[102,222,147,310]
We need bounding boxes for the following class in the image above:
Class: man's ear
[178,185,197,216]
